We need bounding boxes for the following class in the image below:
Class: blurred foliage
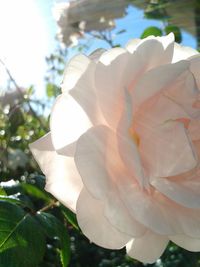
[0,0,200,266]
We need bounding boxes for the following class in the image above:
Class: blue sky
[0,0,196,97]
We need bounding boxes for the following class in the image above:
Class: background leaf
[141,26,163,38]
[0,201,45,267]
[36,212,70,267]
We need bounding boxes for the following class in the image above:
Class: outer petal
[50,94,92,153]
[69,60,105,126]
[126,33,174,66]
[95,50,130,129]
[29,133,83,212]
[62,54,91,92]
[104,189,146,237]
[75,125,146,237]
[126,230,168,264]
[172,43,199,63]
[74,125,112,200]
[76,188,131,249]
[170,235,200,251]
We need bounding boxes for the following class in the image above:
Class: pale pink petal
[95,51,130,129]
[139,121,197,177]
[89,48,106,62]
[131,60,190,112]
[154,192,200,238]
[125,38,141,53]
[118,179,200,237]
[104,189,146,237]
[29,133,83,212]
[69,62,105,126]
[189,55,200,89]
[99,47,126,65]
[118,181,177,235]
[127,33,174,66]
[116,89,148,188]
[126,230,168,264]
[62,54,91,92]
[75,124,145,237]
[172,43,199,63]
[189,120,200,140]
[76,188,131,249]
[151,174,200,209]
[50,94,92,152]
[164,69,200,118]
[170,235,200,251]
[74,125,113,200]
[133,93,190,137]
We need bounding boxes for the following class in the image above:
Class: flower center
[129,128,140,147]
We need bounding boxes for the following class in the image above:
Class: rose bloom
[30,34,200,263]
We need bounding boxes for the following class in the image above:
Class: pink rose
[30,34,200,263]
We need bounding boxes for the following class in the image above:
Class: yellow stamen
[129,128,140,146]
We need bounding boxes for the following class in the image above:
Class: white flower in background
[0,88,25,107]
[30,34,200,263]
[53,0,129,46]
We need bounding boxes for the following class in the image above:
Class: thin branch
[0,59,48,132]
[38,200,60,213]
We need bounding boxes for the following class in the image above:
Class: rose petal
[74,125,112,200]
[50,94,92,152]
[172,43,199,63]
[131,60,190,112]
[76,188,131,249]
[126,33,174,66]
[189,55,200,89]
[117,89,147,188]
[62,54,91,92]
[170,235,200,251]
[89,48,107,62]
[69,61,105,126]
[139,121,197,177]
[126,230,168,264]
[189,120,200,140]
[99,47,126,65]
[164,69,200,118]
[29,133,82,212]
[151,174,200,209]
[95,51,130,129]
[118,181,176,235]
[118,179,200,237]
[104,189,146,237]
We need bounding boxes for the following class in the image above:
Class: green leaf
[61,205,80,231]
[165,25,182,43]
[0,201,45,267]
[0,188,7,196]
[21,183,51,202]
[141,26,163,39]
[36,212,70,267]
[46,83,59,98]
[0,195,27,207]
